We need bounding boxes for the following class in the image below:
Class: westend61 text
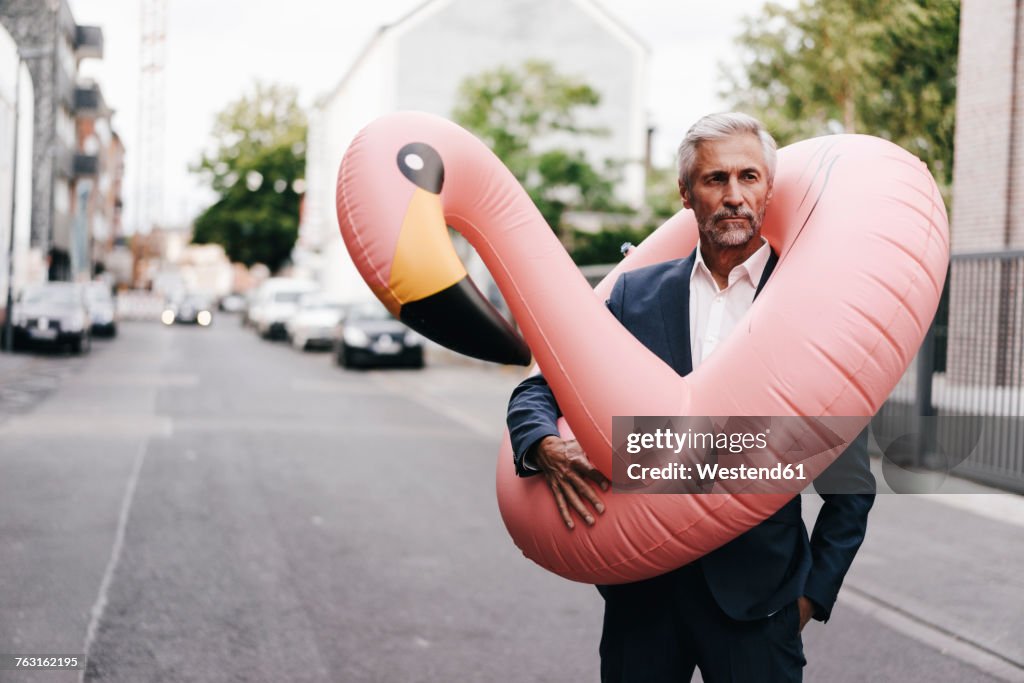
[626,462,807,482]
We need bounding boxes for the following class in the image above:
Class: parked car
[12,282,92,353]
[161,294,213,326]
[334,301,424,369]
[286,295,348,351]
[219,293,246,313]
[249,278,319,340]
[84,282,118,337]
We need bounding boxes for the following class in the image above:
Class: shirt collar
[691,237,771,288]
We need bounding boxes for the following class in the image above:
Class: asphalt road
[0,318,1020,682]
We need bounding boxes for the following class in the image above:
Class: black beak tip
[400,278,530,367]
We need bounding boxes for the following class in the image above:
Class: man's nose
[723,178,744,207]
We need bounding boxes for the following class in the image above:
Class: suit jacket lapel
[658,250,696,376]
[754,249,778,299]
[661,246,778,377]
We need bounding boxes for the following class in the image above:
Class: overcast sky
[67,0,779,232]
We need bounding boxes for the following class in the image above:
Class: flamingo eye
[397,142,444,193]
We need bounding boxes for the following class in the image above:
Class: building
[0,20,36,317]
[877,0,1024,492]
[946,0,1023,389]
[73,79,125,278]
[0,0,105,281]
[301,0,648,303]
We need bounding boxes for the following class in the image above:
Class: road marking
[79,439,149,682]
[367,374,496,438]
[841,584,1024,682]
[289,378,391,395]
[171,415,464,438]
[75,372,200,387]
[0,414,173,438]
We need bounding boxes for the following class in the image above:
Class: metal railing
[878,250,1024,493]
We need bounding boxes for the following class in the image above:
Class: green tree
[722,0,959,198]
[568,164,684,266]
[453,60,625,242]
[191,82,307,271]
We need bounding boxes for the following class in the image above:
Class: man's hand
[797,596,815,632]
[531,436,609,530]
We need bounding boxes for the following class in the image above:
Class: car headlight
[404,331,423,346]
[343,327,370,347]
[161,309,175,325]
[197,310,212,327]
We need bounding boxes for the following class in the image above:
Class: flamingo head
[338,135,531,366]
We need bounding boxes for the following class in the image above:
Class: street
[1,318,1021,683]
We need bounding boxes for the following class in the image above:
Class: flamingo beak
[388,143,531,366]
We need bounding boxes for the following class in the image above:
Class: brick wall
[950,0,1021,253]
[947,1,1023,387]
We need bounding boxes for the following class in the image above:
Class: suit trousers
[597,562,806,683]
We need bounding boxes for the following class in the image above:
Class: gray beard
[699,207,763,248]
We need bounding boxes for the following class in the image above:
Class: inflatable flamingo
[336,112,948,584]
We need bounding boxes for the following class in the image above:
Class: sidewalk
[0,348,36,378]
[0,348,87,419]
[799,467,1024,682]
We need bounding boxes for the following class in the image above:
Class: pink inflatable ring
[336,112,948,584]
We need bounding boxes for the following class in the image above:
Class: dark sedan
[12,282,92,353]
[334,301,424,369]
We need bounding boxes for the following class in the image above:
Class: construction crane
[134,0,167,234]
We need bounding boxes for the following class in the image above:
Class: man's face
[679,133,773,248]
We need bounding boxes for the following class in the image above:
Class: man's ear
[678,177,692,210]
[766,181,774,205]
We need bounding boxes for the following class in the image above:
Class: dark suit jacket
[506,249,875,622]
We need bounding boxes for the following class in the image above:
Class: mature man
[506,112,875,682]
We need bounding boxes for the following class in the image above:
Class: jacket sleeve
[803,429,876,622]
[506,374,562,477]
[505,273,629,477]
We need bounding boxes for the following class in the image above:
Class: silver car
[84,282,118,337]
[12,282,93,353]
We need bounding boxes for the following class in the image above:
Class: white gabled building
[301,0,648,303]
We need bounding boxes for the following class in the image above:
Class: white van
[248,278,319,340]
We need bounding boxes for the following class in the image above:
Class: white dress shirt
[689,238,771,369]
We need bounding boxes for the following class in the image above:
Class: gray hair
[677,112,777,192]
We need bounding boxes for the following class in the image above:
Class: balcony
[73,153,100,177]
[75,26,104,60]
[75,83,107,117]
